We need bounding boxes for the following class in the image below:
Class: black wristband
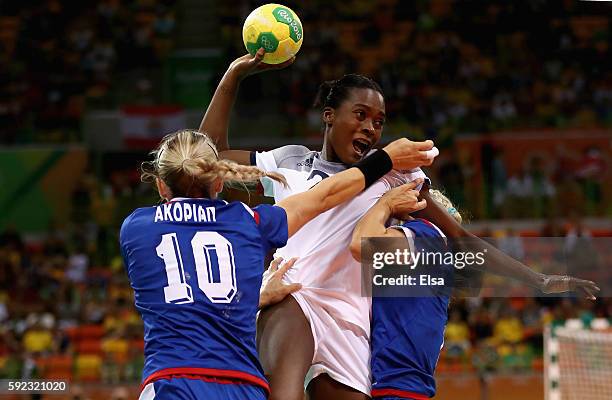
[352,150,393,188]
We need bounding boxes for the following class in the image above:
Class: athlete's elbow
[350,235,376,262]
[349,236,362,262]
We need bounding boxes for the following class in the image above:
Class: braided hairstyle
[141,130,287,198]
[429,189,462,224]
[313,74,384,111]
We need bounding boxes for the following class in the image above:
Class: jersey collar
[313,152,348,175]
[168,197,228,205]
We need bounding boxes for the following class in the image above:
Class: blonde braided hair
[429,189,462,224]
[141,129,287,198]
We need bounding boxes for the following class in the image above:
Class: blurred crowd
[440,295,610,373]
[0,166,157,383]
[220,0,612,138]
[0,0,176,144]
[432,142,610,219]
[2,1,610,145]
[439,222,611,372]
[0,223,145,383]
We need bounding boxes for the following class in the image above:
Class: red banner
[120,105,187,148]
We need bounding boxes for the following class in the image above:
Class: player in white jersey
[255,146,427,396]
[256,145,426,326]
[200,50,598,400]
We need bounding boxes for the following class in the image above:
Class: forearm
[279,168,365,236]
[311,168,365,214]
[415,189,545,289]
[461,231,546,289]
[350,201,393,261]
[281,148,407,236]
[352,202,392,243]
[198,68,240,151]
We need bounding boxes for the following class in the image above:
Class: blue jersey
[119,198,288,394]
[371,219,451,399]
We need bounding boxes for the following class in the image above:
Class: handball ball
[242,3,303,64]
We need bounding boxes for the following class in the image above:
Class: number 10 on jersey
[156,232,238,304]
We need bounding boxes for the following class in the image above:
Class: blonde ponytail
[141,129,286,198]
[192,159,287,188]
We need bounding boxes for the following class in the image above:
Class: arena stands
[0,0,177,144]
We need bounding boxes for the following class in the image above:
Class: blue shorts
[139,377,267,400]
[378,397,424,400]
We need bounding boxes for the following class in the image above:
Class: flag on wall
[120,105,187,147]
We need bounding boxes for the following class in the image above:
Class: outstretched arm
[278,165,368,237]
[199,49,294,164]
[412,184,599,299]
[278,139,433,237]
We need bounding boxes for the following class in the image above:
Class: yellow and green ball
[242,3,303,64]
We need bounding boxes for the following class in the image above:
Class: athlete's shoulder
[220,200,263,227]
[231,201,256,219]
[235,201,285,225]
[400,219,445,238]
[270,144,312,157]
[266,145,316,169]
[119,206,157,250]
[121,206,149,231]
[120,206,152,234]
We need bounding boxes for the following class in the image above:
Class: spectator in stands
[470,305,494,343]
[445,310,471,360]
[0,0,177,143]
[507,157,556,218]
[575,147,607,214]
[493,306,524,345]
[22,314,55,354]
[102,327,128,383]
[564,213,601,281]
[520,298,544,350]
[66,240,89,284]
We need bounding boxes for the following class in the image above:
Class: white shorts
[293,290,371,396]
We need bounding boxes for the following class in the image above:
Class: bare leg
[307,373,370,400]
[257,295,314,400]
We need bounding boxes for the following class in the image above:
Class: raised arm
[413,184,599,299]
[199,49,294,164]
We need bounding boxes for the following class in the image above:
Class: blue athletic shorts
[139,377,267,400]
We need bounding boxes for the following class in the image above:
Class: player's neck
[321,139,341,164]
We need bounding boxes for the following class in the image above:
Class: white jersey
[255,145,428,331]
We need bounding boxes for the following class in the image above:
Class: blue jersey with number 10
[119,198,288,394]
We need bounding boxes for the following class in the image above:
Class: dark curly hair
[313,74,384,110]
